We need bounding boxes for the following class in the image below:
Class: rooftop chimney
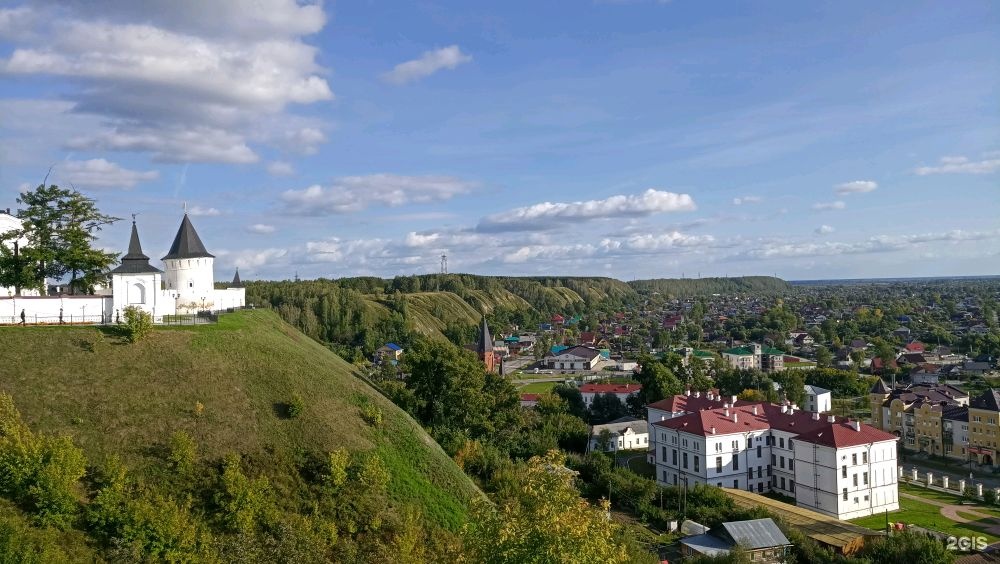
[685,389,691,397]
[710,426,716,434]
[781,405,788,414]
[724,408,730,417]
[853,420,861,432]
[827,415,836,423]
[732,413,738,423]
[731,395,738,405]
[812,412,820,421]
[660,416,665,421]
[694,391,701,398]
[752,406,758,416]
[788,405,795,415]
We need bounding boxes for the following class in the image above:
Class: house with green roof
[721,343,786,372]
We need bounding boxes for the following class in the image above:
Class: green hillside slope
[0,310,479,558]
[628,276,791,297]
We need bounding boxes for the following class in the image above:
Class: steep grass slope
[0,310,479,531]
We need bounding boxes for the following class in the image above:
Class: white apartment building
[804,385,832,413]
[650,400,899,520]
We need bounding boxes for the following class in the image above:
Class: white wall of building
[793,440,899,519]
[0,295,111,324]
[589,428,649,452]
[163,257,216,312]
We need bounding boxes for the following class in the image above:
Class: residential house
[375,343,403,363]
[804,385,832,414]
[580,383,642,407]
[588,416,649,452]
[869,380,970,458]
[680,518,792,563]
[968,389,1000,468]
[722,344,786,372]
[519,394,539,409]
[546,345,603,371]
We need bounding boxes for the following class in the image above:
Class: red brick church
[476,316,501,373]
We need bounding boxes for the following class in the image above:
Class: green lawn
[851,492,998,542]
[898,482,1000,519]
[519,381,558,393]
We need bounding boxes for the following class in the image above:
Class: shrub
[325,449,350,491]
[985,488,997,505]
[215,454,272,534]
[194,401,205,417]
[359,402,383,427]
[168,431,198,477]
[0,393,86,528]
[122,306,153,343]
[287,396,305,419]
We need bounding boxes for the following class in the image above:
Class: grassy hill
[0,310,480,556]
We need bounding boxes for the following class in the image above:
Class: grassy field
[851,487,999,542]
[0,309,480,532]
[519,381,558,393]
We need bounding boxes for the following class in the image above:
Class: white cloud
[734,229,1000,260]
[403,230,487,249]
[266,161,295,176]
[834,180,877,195]
[812,201,846,211]
[56,158,158,189]
[0,3,332,163]
[815,225,835,235]
[216,247,289,270]
[478,189,696,232]
[732,196,762,205]
[915,154,1000,175]
[188,206,221,217]
[246,223,276,234]
[281,174,475,215]
[381,45,472,85]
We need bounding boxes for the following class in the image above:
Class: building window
[843,488,848,501]
[790,480,795,493]
[732,440,738,451]
[853,474,858,487]
[788,439,794,449]
[683,453,688,469]
[757,445,761,457]
[694,456,700,473]
[734,480,739,488]
[662,446,667,462]
[716,442,722,453]
[771,454,777,465]
[747,438,752,449]
[842,465,847,478]
[852,453,857,465]
[733,456,739,471]
[672,449,678,465]
[780,437,785,448]
[662,470,667,482]
[716,457,723,473]
[682,439,688,448]
[780,477,786,489]
[673,474,678,485]
[779,457,785,469]
[789,459,794,470]
[757,466,762,478]
[863,472,869,485]
[862,451,868,464]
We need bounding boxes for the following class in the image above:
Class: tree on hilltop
[0,184,119,295]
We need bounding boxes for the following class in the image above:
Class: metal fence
[0,313,109,325]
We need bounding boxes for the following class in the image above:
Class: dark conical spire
[110,220,163,274]
[476,316,493,354]
[870,378,890,394]
[162,214,214,260]
[231,268,243,288]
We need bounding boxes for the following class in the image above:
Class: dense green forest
[629,276,791,297]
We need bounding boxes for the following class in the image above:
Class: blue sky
[1,0,997,281]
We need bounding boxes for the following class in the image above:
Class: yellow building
[869,379,972,460]
[968,389,1000,468]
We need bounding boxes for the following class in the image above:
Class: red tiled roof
[520,394,540,401]
[905,342,926,352]
[653,402,898,448]
[580,383,642,394]
[647,392,742,414]
[793,421,898,448]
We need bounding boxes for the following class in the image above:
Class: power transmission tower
[440,254,448,274]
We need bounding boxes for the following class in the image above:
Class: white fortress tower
[110,219,166,318]
[162,214,217,313]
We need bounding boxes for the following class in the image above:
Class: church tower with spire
[110,219,165,317]
[476,315,500,373]
[162,213,216,312]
